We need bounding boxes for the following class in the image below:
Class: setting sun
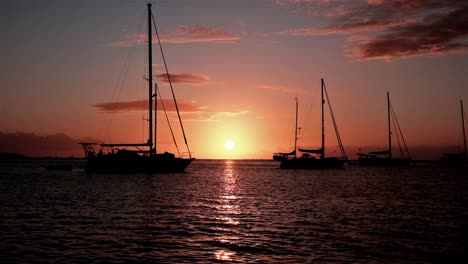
[224,140,235,150]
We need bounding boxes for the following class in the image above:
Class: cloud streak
[274,0,468,60]
[110,25,239,47]
[94,99,203,113]
[93,99,250,122]
[275,18,411,36]
[161,25,240,44]
[182,110,250,122]
[157,73,210,85]
[255,84,306,94]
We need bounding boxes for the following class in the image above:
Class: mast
[387,92,392,159]
[294,97,298,159]
[147,3,153,153]
[154,83,157,153]
[321,79,325,160]
[461,100,466,158]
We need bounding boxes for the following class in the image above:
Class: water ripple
[1,160,467,263]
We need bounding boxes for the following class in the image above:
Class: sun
[224,140,235,150]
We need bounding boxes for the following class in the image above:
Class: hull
[440,156,467,167]
[85,155,194,173]
[358,157,411,167]
[273,154,288,161]
[280,157,347,169]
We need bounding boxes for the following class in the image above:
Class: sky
[1,0,467,159]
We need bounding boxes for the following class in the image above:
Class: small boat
[273,151,293,161]
[357,92,411,166]
[279,79,348,169]
[441,99,467,166]
[80,3,194,173]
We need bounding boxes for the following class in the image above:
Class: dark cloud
[348,5,468,60]
[275,0,468,60]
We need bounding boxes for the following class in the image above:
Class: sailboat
[273,98,299,162]
[441,99,467,166]
[357,92,411,166]
[279,79,348,169]
[80,3,194,173]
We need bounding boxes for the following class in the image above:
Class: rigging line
[390,105,404,157]
[100,9,146,144]
[151,11,191,158]
[102,40,134,143]
[390,102,411,159]
[286,100,295,151]
[396,104,410,159]
[297,101,313,149]
[323,82,347,159]
[156,83,181,157]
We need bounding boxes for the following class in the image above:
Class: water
[1,160,467,263]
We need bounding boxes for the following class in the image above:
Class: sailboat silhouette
[279,79,348,169]
[80,3,194,173]
[357,92,411,166]
[441,99,467,166]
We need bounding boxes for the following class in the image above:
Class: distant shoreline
[0,152,84,160]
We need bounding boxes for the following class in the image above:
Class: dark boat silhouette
[273,151,294,161]
[279,79,348,169]
[357,92,411,166]
[441,99,467,166]
[80,3,194,173]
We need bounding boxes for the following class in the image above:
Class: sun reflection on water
[212,160,242,261]
[214,249,235,261]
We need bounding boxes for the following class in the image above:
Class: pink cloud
[161,25,239,43]
[110,33,146,47]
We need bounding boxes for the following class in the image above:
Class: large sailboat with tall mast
[80,3,194,173]
[441,99,467,166]
[357,92,411,166]
[279,79,348,169]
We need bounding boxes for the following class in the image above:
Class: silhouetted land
[0,152,84,160]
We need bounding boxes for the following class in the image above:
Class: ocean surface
[1,159,467,263]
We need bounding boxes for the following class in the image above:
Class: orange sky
[1,0,467,159]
